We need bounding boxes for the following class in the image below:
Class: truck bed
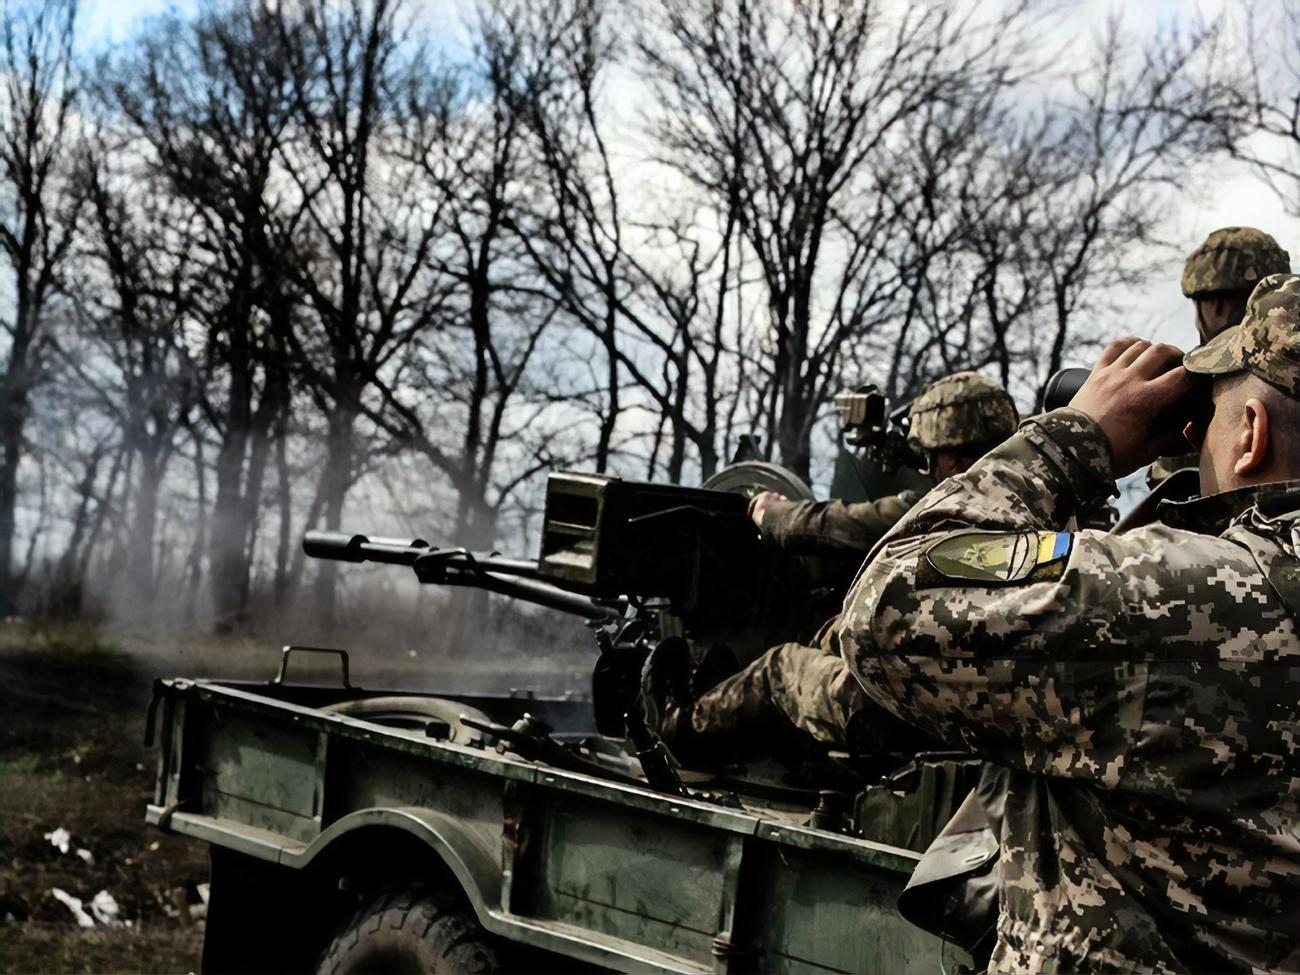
[147,675,961,974]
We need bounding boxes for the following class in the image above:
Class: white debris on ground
[189,882,211,921]
[50,888,95,928]
[89,890,122,926]
[49,888,126,929]
[42,828,96,867]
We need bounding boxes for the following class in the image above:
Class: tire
[317,885,499,974]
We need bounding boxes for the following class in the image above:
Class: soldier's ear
[1233,397,1270,476]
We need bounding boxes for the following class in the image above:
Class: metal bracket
[144,678,165,747]
[272,645,352,688]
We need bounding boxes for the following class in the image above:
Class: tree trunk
[442,491,497,656]
[127,447,164,599]
[0,398,23,617]
[0,302,33,617]
[273,418,293,608]
[312,403,358,626]
[210,425,251,632]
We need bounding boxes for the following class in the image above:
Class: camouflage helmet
[1180,227,1290,299]
[907,371,1018,451]
[1184,272,1300,397]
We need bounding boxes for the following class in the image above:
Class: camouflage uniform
[689,623,869,748]
[758,493,915,557]
[838,275,1300,972]
[689,372,1017,752]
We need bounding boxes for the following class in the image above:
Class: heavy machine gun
[305,470,805,741]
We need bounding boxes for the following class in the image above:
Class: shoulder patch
[918,530,1072,587]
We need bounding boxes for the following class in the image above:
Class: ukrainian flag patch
[919,530,1073,586]
[1036,530,1072,565]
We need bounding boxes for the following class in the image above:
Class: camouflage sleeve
[691,641,866,747]
[760,496,911,555]
[839,408,1287,784]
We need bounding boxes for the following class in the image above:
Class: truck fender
[289,805,502,917]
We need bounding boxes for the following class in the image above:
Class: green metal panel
[536,796,729,965]
[195,704,321,844]
[324,740,505,865]
[746,842,946,974]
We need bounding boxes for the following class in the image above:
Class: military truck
[146,455,987,972]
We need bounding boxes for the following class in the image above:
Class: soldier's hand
[748,491,786,529]
[1071,337,1195,476]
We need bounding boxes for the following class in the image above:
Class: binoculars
[1041,366,1213,430]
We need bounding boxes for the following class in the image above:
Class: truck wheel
[317,886,498,974]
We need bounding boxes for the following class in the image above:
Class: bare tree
[103,3,302,628]
[1227,2,1300,214]
[1022,16,1245,397]
[270,0,456,618]
[0,0,81,614]
[358,0,579,544]
[60,139,200,601]
[493,0,750,483]
[635,0,1037,480]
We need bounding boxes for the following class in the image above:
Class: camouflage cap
[907,371,1018,451]
[1183,273,1300,396]
[1180,227,1290,298]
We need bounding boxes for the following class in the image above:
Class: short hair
[1219,373,1300,476]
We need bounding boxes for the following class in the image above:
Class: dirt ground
[0,623,208,975]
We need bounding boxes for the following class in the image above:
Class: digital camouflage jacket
[760,494,915,556]
[840,408,1300,973]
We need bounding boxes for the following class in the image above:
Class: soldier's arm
[691,641,866,747]
[760,496,911,555]
[838,409,1291,785]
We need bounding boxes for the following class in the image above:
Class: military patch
[918,530,1072,587]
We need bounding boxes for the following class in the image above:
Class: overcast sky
[84,0,1300,360]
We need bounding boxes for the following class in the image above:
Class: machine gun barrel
[303,531,621,621]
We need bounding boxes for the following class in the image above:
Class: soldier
[1149,226,1290,484]
[748,371,1018,560]
[836,274,1300,971]
[1182,226,1289,343]
[652,372,1018,758]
